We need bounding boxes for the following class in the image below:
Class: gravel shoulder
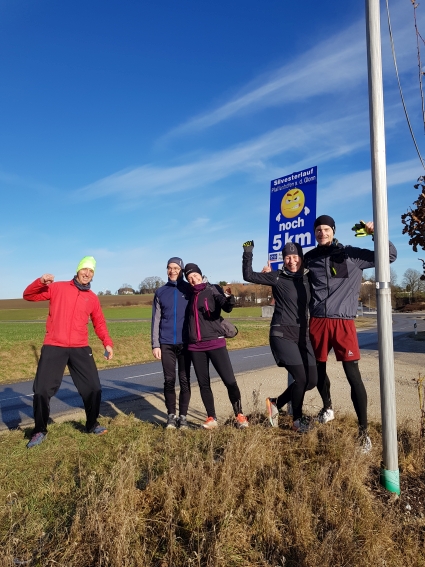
[99,333,425,429]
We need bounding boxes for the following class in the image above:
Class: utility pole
[365,0,399,494]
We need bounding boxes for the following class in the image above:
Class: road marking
[0,393,34,403]
[123,371,163,380]
[243,353,271,359]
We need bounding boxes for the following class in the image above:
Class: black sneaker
[292,416,313,433]
[178,415,189,430]
[166,414,177,429]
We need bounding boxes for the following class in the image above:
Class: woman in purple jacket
[184,263,249,430]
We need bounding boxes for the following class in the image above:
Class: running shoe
[202,417,218,430]
[292,416,313,433]
[316,408,335,424]
[26,432,47,449]
[359,434,372,454]
[166,414,178,429]
[235,414,249,429]
[178,415,189,430]
[266,397,279,428]
[91,425,108,435]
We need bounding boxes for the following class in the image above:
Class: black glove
[351,220,369,237]
[243,240,254,251]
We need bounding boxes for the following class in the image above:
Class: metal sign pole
[365,0,399,494]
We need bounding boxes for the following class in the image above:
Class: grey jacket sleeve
[151,293,162,349]
[346,240,397,270]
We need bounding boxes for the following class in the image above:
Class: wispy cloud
[318,158,420,207]
[158,1,416,141]
[73,111,372,204]
[162,20,366,138]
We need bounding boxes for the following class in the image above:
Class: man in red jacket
[23,256,114,448]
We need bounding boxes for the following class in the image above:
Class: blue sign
[268,166,317,270]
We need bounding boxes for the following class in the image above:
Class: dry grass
[0,415,424,567]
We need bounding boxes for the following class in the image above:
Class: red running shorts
[309,317,360,362]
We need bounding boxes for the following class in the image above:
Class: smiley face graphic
[280,188,305,219]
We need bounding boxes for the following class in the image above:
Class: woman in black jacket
[184,263,248,430]
[242,241,317,432]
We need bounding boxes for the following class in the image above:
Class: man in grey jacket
[304,215,397,452]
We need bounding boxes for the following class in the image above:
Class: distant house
[118,287,135,295]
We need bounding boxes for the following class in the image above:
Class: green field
[0,317,271,383]
[0,301,375,383]
[0,304,263,321]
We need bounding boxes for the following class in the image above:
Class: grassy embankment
[1,298,423,566]
[0,412,424,567]
[0,296,375,384]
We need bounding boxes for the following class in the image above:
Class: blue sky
[1,0,424,298]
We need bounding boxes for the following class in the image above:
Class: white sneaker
[359,434,372,454]
[266,397,279,428]
[316,408,334,424]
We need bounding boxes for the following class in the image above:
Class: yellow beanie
[76,256,96,273]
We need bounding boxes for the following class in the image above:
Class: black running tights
[276,364,318,421]
[317,360,368,432]
[190,347,241,419]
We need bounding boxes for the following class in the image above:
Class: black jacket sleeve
[210,284,235,314]
[242,249,278,286]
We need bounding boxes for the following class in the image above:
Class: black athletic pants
[32,345,102,434]
[190,347,241,419]
[160,343,191,416]
[269,335,318,421]
[317,360,368,433]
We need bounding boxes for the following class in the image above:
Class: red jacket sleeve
[90,297,114,348]
[23,278,52,302]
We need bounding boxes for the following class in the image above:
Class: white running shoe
[266,397,279,428]
[359,434,372,454]
[316,408,335,424]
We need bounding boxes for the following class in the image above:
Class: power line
[385,0,425,170]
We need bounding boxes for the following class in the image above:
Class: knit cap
[282,242,303,258]
[76,256,96,273]
[184,263,202,278]
[314,215,336,233]
[167,257,184,269]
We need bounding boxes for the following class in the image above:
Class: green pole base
[380,468,400,495]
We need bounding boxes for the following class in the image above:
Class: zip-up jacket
[151,279,192,348]
[242,249,310,328]
[304,241,397,319]
[187,283,235,344]
[23,278,113,348]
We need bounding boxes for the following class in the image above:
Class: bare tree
[363,268,397,285]
[402,268,425,300]
[139,276,165,294]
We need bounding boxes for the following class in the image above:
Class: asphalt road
[1,312,424,431]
